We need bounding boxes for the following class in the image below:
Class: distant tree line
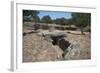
[23,10,91,34]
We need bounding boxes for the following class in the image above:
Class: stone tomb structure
[38,31,81,60]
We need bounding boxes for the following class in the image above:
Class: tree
[67,19,73,29]
[23,10,40,23]
[41,15,52,24]
[33,16,40,23]
[59,18,67,25]
[54,18,67,25]
[71,13,91,34]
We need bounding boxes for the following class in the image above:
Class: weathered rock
[63,43,81,60]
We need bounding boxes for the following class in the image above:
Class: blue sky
[38,10,72,20]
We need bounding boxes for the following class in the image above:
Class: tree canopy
[41,15,52,23]
[23,10,40,22]
[54,18,68,25]
[71,13,91,34]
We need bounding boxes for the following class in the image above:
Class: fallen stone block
[63,43,81,60]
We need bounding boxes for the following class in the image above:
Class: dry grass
[23,33,63,62]
[23,27,91,62]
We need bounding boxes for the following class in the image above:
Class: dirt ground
[23,27,91,62]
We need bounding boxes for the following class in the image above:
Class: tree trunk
[81,30,84,35]
[80,27,85,35]
[69,24,71,30]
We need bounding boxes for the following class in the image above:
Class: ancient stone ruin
[37,31,81,60]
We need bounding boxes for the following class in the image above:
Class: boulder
[63,43,81,60]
